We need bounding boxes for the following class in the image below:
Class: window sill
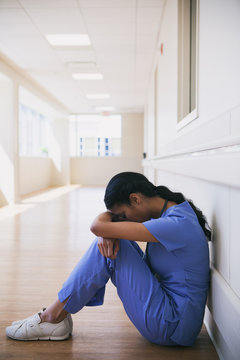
[176,108,198,131]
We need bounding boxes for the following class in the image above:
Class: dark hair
[104,172,211,241]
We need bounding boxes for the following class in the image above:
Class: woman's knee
[116,239,144,260]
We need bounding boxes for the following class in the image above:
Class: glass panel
[178,0,197,123]
[19,103,50,157]
[69,115,122,157]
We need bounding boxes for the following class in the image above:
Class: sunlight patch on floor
[0,185,81,221]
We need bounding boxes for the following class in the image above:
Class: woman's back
[143,201,210,346]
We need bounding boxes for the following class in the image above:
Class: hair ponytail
[155,185,211,241]
[104,172,212,241]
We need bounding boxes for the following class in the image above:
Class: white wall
[143,1,240,359]
[18,117,70,197]
[19,157,52,196]
[50,117,70,187]
[19,116,70,196]
[0,56,69,200]
[71,113,144,186]
[0,73,18,206]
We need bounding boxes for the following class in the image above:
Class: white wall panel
[156,170,174,189]
[121,113,144,157]
[231,105,240,135]
[229,188,240,298]
[155,171,231,282]
[143,1,240,358]
[155,0,178,153]
[0,74,15,206]
[50,117,70,187]
[174,112,231,153]
[198,0,240,122]
[210,185,230,282]
[205,269,240,360]
[71,156,143,186]
[146,75,155,158]
[19,157,52,196]
[143,166,155,185]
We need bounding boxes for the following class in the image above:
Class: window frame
[177,0,199,131]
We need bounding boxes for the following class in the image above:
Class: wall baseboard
[204,307,225,360]
[205,267,240,360]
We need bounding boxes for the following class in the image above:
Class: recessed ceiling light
[66,61,96,69]
[72,73,103,80]
[95,106,115,111]
[46,34,91,46]
[87,94,110,99]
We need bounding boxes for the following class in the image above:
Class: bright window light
[46,34,91,46]
[86,94,110,99]
[95,106,115,111]
[69,114,121,157]
[72,73,103,80]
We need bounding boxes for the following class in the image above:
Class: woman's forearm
[90,212,158,243]
[90,212,113,237]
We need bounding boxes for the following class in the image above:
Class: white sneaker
[6,312,72,341]
[11,309,73,334]
[11,308,46,326]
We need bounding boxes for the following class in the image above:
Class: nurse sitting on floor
[6,171,211,346]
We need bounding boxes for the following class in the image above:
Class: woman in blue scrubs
[6,172,211,346]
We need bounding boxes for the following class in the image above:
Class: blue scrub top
[143,200,210,346]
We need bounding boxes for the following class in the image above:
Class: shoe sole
[7,333,71,341]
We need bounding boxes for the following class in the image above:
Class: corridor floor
[0,186,219,360]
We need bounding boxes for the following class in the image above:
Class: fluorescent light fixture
[66,61,97,69]
[87,94,110,99]
[72,73,103,80]
[46,34,91,46]
[95,106,115,111]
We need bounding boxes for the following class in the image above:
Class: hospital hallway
[0,0,240,359]
[0,186,219,360]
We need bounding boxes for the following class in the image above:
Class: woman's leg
[7,237,176,344]
[40,240,144,323]
[40,298,69,323]
[54,237,176,345]
[110,239,173,344]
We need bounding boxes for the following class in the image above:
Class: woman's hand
[97,237,120,259]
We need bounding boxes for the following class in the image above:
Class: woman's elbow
[90,223,101,236]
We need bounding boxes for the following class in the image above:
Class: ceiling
[0,0,165,114]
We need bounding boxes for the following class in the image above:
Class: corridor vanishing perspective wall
[0,55,71,201]
[143,1,240,360]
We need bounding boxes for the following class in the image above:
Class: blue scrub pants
[58,238,178,346]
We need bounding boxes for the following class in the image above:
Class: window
[19,103,50,157]
[177,0,198,128]
[70,114,121,157]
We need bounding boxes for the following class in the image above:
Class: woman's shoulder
[164,201,196,220]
